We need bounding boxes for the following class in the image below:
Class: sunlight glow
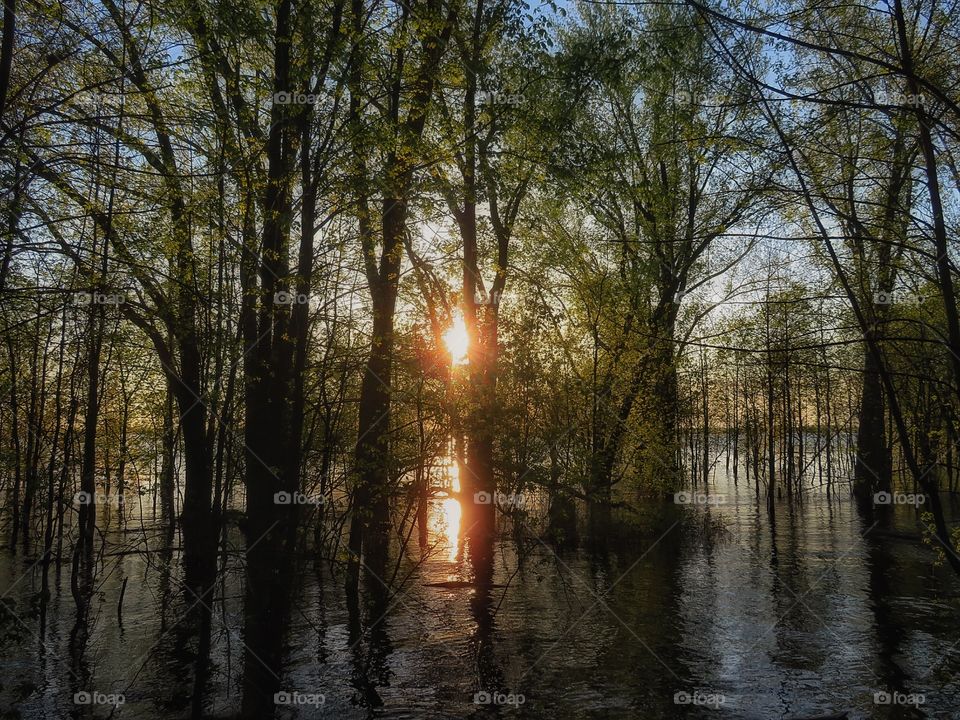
[443,313,469,365]
[449,460,461,493]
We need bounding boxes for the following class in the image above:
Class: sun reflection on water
[434,498,461,562]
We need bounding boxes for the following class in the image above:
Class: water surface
[2,470,959,718]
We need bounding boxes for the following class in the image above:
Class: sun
[443,313,469,365]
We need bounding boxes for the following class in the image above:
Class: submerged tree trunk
[353,206,403,561]
[854,342,891,512]
[159,377,176,529]
[77,275,106,589]
[347,0,454,592]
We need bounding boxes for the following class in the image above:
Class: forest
[1,0,959,717]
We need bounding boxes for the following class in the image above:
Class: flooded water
[2,469,959,719]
